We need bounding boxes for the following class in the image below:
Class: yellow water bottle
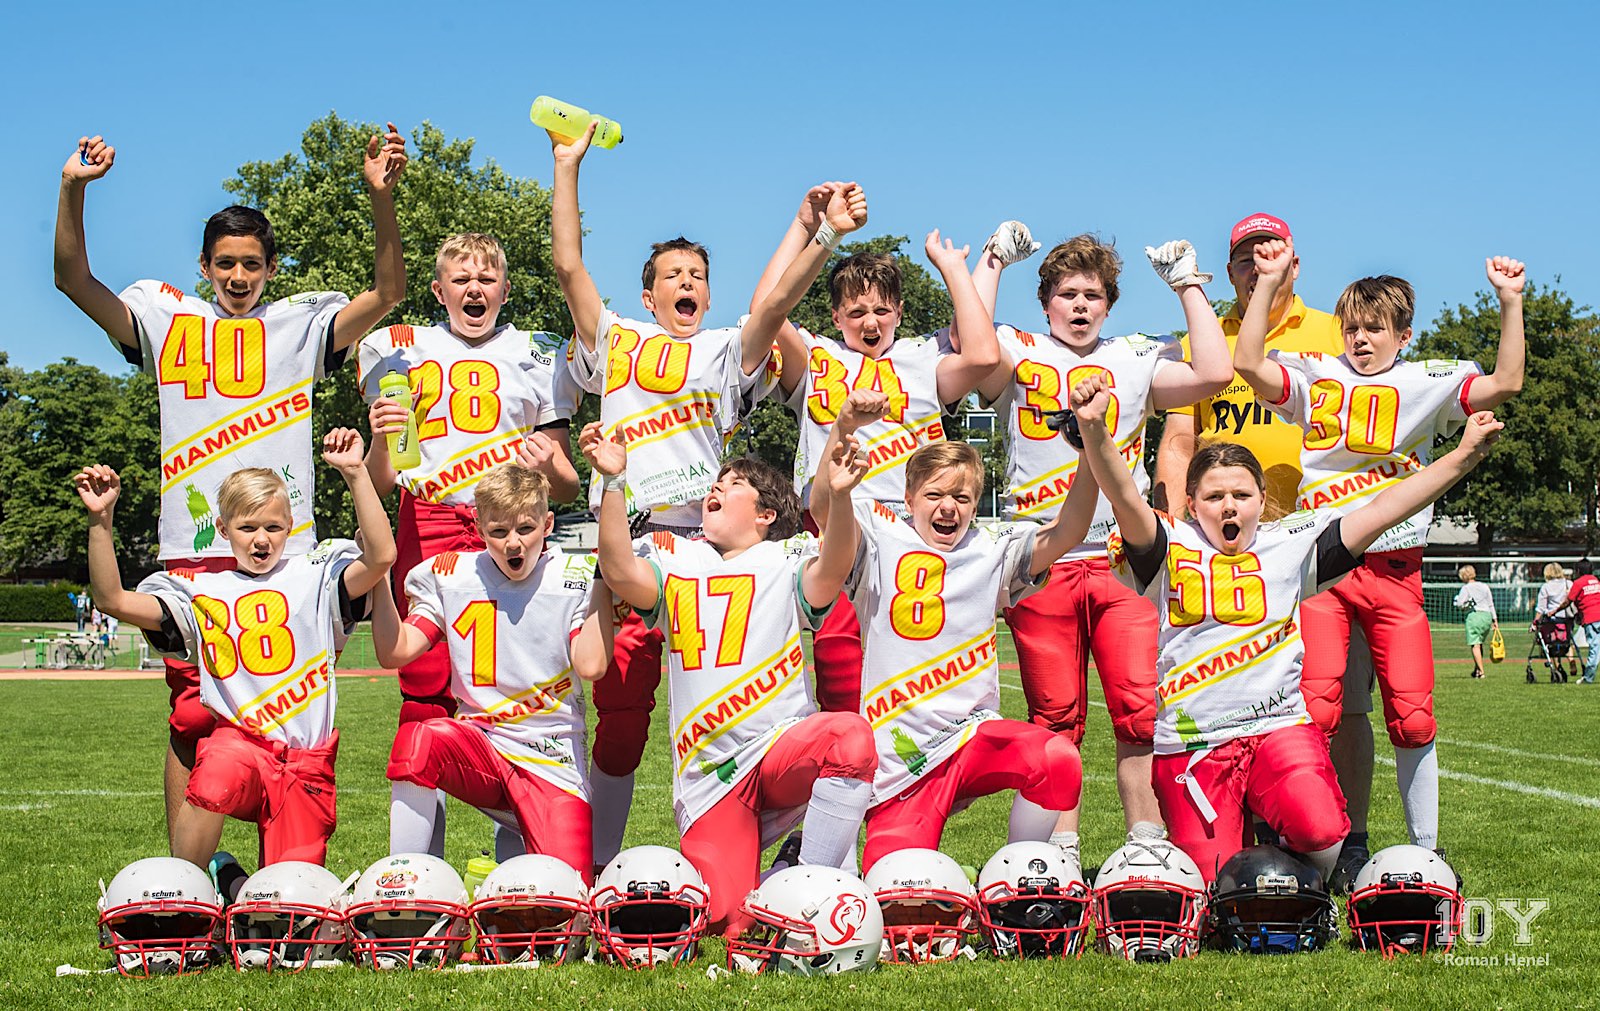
[462,851,497,956]
[530,95,623,149]
[377,371,422,470]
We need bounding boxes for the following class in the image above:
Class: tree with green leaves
[220,113,582,525]
[1409,280,1600,549]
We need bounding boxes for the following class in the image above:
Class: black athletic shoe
[1328,840,1371,895]
[771,831,803,871]
[1253,822,1281,847]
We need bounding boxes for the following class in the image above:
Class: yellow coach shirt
[1172,295,1343,518]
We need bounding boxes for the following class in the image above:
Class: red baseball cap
[1229,213,1292,252]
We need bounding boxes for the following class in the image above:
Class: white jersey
[637,532,822,831]
[569,311,777,527]
[403,547,595,797]
[356,323,578,506]
[120,280,347,561]
[1265,351,1481,552]
[848,502,1044,805]
[786,330,948,503]
[138,540,360,748]
[1110,512,1353,753]
[990,326,1180,557]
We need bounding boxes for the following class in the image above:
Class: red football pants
[1299,547,1436,746]
[387,718,593,882]
[681,712,877,935]
[802,511,864,715]
[186,725,338,866]
[1152,723,1348,884]
[862,720,1082,873]
[1005,556,1158,746]
[392,492,483,722]
[162,556,235,743]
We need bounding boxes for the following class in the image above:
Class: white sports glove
[1144,240,1213,290]
[984,220,1042,267]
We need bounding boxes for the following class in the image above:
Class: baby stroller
[1527,619,1573,684]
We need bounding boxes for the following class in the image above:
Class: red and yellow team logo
[823,893,869,945]
[375,869,418,893]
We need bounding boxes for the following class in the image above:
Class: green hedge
[0,584,85,622]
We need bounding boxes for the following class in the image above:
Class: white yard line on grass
[1437,736,1600,769]
[998,680,1109,710]
[1374,755,1600,809]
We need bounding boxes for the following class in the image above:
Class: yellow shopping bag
[1489,626,1505,663]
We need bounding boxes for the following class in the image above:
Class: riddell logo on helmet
[824,894,868,945]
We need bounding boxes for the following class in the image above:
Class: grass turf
[1,624,1595,1009]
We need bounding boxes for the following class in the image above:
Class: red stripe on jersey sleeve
[1458,374,1478,416]
[1270,362,1293,406]
[405,615,443,647]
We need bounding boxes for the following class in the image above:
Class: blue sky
[6,0,1595,373]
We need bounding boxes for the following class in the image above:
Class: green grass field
[2,624,1595,1010]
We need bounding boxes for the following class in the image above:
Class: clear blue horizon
[6,1,1595,373]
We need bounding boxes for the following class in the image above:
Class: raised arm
[570,585,615,683]
[1467,257,1527,410]
[742,183,868,375]
[967,220,1038,398]
[1072,375,1159,553]
[323,428,398,599]
[1147,240,1232,409]
[927,230,1001,404]
[801,428,871,610]
[809,389,887,531]
[364,396,403,496]
[1029,445,1100,576]
[579,422,660,611]
[369,576,434,669]
[1224,238,1293,404]
[330,124,409,349]
[1340,412,1503,556]
[54,137,136,349]
[550,122,606,350]
[73,465,164,630]
[750,183,836,396]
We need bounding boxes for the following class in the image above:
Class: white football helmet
[346,853,470,970]
[976,842,1092,959]
[468,854,591,966]
[97,857,224,977]
[589,846,710,968]
[1094,839,1207,961]
[863,848,976,963]
[227,861,350,971]
[1348,845,1462,957]
[728,866,884,975]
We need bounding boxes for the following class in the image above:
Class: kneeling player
[1072,374,1502,881]
[812,393,1097,874]
[77,430,396,869]
[370,465,610,880]
[582,423,876,935]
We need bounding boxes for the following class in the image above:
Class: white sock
[590,768,635,869]
[1127,820,1166,842]
[798,777,871,869]
[1306,839,1344,882]
[390,781,439,855]
[1008,795,1061,843]
[1049,829,1081,869]
[1395,742,1440,849]
[493,821,526,862]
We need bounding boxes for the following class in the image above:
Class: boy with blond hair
[370,464,611,879]
[75,429,395,869]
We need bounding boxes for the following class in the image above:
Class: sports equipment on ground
[728,866,884,975]
[346,853,471,970]
[1348,844,1462,956]
[975,841,1092,958]
[1094,839,1207,961]
[97,857,224,977]
[589,846,710,968]
[1208,845,1338,954]
[469,854,591,966]
[227,860,350,971]
[864,848,975,963]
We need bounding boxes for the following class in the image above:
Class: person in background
[1453,565,1498,679]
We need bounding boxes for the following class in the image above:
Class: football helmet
[1348,845,1462,956]
[975,841,1092,959]
[1209,845,1338,954]
[1094,839,1208,962]
[589,845,710,968]
[97,856,224,977]
[346,853,471,970]
[227,860,350,971]
[728,866,884,975]
[863,848,976,963]
[469,854,591,966]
